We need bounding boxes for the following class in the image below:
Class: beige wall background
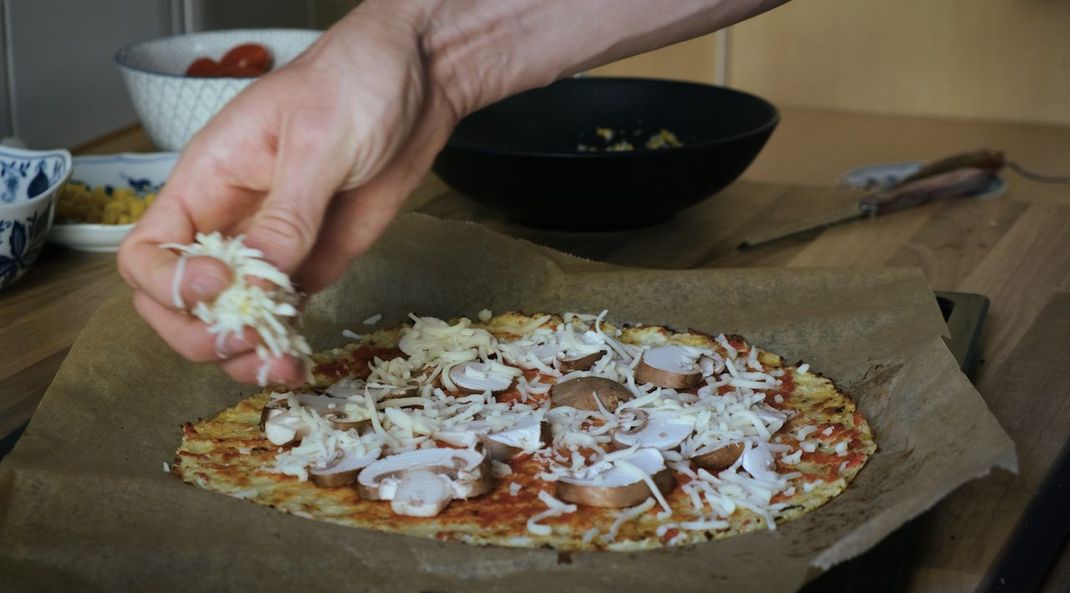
[592,1,1070,126]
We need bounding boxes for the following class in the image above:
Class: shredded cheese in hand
[162,232,312,384]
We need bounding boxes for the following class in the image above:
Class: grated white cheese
[162,461,170,473]
[363,313,382,325]
[527,490,578,535]
[796,425,818,440]
[509,482,523,496]
[803,480,824,493]
[780,450,803,465]
[605,497,656,542]
[162,232,311,384]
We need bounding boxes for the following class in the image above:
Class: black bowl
[432,77,778,230]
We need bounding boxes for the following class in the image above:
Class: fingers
[290,185,406,293]
[243,107,360,274]
[125,249,232,312]
[293,95,456,293]
[220,351,308,386]
[134,292,260,362]
[135,274,308,387]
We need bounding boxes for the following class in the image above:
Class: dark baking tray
[800,290,990,593]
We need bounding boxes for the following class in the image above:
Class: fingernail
[218,333,251,359]
[189,271,228,302]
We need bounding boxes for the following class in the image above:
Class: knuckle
[250,209,316,265]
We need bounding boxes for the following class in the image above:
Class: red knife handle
[860,167,997,216]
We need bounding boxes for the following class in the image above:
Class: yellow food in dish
[577,128,683,152]
[56,181,157,225]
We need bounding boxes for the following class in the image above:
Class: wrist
[418,0,788,120]
[419,1,564,120]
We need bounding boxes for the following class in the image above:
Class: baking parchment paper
[0,213,1016,593]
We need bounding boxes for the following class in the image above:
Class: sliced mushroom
[357,448,495,517]
[259,400,287,431]
[613,410,695,450]
[293,392,347,415]
[323,412,371,432]
[634,345,702,389]
[433,425,487,448]
[741,442,779,482]
[309,448,381,487]
[263,409,306,446]
[698,355,723,377]
[557,350,607,373]
[434,418,548,461]
[260,395,367,434]
[324,377,366,398]
[550,377,633,412]
[449,362,515,393]
[556,448,674,508]
[483,417,548,460]
[327,378,419,401]
[691,442,745,471]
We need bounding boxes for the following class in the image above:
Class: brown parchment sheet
[0,213,1016,593]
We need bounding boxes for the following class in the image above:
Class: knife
[739,166,999,249]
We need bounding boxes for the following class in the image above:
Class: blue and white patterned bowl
[0,146,72,291]
[115,29,321,150]
[49,152,179,253]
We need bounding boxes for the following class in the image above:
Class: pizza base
[175,313,875,551]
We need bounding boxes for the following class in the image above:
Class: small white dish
[48,152,178,253]
[0,145,72,291]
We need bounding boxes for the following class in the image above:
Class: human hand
[119,0,787,386]
[118,2,461,385]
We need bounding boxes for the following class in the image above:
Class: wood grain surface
[1,106,1068,592]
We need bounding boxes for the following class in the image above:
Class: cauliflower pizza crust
[175,312,875,551]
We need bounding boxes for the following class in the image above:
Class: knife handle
[860,167,997,216]
[893,149,1005,188]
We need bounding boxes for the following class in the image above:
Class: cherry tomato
[185,57,221,77]
[220,43,273,73]
[213,64,265,78]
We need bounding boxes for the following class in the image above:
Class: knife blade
[739,166,998,249]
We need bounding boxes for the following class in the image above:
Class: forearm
[419,0,787,117]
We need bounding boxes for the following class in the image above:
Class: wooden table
[2,107,1068,592]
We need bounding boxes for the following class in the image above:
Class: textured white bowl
[0,146,72,291]
[49,152,178,253]
[115,29,321,150]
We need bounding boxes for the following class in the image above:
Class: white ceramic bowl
[0,146,72,291]
[115,29,321,150]
[48,152,179,253]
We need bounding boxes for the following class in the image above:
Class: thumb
[244,108,357,274]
